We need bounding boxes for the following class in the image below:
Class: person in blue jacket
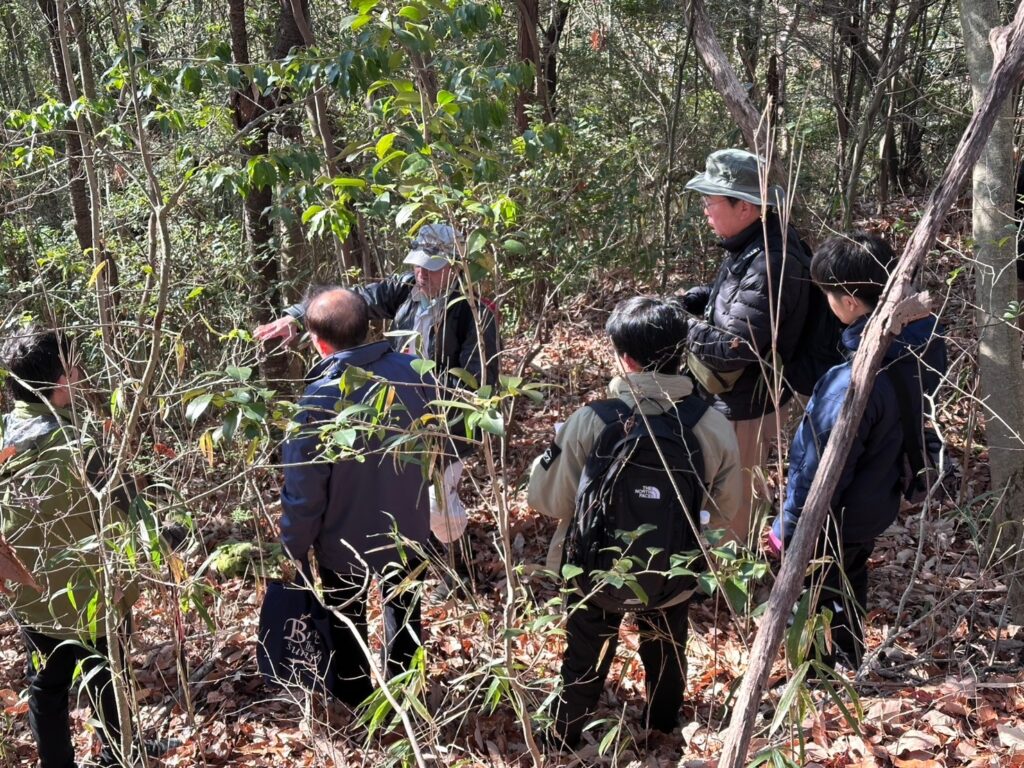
[278,287,434,704]
[768,233,946,668]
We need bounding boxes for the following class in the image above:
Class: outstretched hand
[253,315,299,344]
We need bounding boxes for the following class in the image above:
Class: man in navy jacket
[768,233,946,668]
[279,287,434,704]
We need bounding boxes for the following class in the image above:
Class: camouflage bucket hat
[684,148,785,207]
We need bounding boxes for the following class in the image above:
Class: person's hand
[253,315,299,344]
[763,526,783,558]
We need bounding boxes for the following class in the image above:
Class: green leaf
[398,5,425,22]
[247,157,277,190]
[436,89,456,107]
[502,239,526,254]
[768,661,810,736]
[186,393,214,423]
[226,366,253,382]
[177,65,202,95]
[410,358,436,376]
[467,229,488,254]
[561,564,583,580]
[375,132,397,159]
[395,201,421,227]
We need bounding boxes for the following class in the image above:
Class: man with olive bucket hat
[679,149,810,544]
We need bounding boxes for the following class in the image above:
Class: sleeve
[284,303,306,328]
[450,298,501,389]
[526,408,600,523]
[775,368,871,545]
[526,407,603,572]
[278,385,335,563]
[687,250,793,373]
[354,276,415,321]
[680,285,711,316]
[693,417,743,542]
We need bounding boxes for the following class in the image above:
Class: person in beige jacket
[527,296,741,749]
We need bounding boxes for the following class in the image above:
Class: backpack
[784,239,846,397]
[563,397,708,613]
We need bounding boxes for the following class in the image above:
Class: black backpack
[785,239,846,397]
[563,397,708,613]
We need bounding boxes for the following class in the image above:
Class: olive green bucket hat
[685,148,785,207]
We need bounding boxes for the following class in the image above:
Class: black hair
[305,288,370,351]
[0,326,74,404]
[810,232,896,309]
[606,296,689,374]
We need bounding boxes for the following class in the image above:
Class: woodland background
[1,0,1024,765]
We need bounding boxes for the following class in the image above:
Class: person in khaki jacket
[527,296,742,749]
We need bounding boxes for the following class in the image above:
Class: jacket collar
[718,210,780,255]
[306,340,392,382]
[2,400,70,451]
[608,371,695,408]
[842,314,939,362]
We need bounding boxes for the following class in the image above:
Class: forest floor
[1,227,1023,767]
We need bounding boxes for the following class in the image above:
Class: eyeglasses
[701,196,728,210]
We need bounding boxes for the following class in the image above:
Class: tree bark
[37,0,93,258]
[717,5,1024,764]
[228,0,278,324]
[960,0,1024,616]
[684,0,786,185]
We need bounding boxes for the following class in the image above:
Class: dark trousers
[321,565,422,706]
[807,538,875,668]
[555,598,690,747]
[23,627,123,768]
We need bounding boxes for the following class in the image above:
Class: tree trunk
[38,0,93,257]
[228,0,279,324]
[542,1,570,118]
[717,5,1024,763]
[1,4,36,104]
[514,0,541,131]
[684,0,786,186]
[960,0,1024,619]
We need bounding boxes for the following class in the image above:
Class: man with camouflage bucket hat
[679,148,811,544]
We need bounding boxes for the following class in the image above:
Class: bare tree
[960,0,1024,618]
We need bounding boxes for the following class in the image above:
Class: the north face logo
[634,485,661,500]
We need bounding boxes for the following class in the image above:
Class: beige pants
[732,403,790,547]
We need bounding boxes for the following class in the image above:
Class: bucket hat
[403,223,460,271]
[684,148,785,207]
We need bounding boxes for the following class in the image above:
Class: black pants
[807,538,875,668]
[321,565,422,706]
[555,598,690,747]
[23,627,124,768]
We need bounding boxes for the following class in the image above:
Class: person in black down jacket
[681,149,810,543]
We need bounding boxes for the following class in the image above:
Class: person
[527,297,742,748]
[277,288,435,705]
[253,223,500,390]
[0,326,173,767]
[681,148,811,544]
[767,233,946,668]
[255,223,500,544]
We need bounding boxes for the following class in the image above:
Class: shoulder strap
[586,398,635,426]
[671,394,710,429]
